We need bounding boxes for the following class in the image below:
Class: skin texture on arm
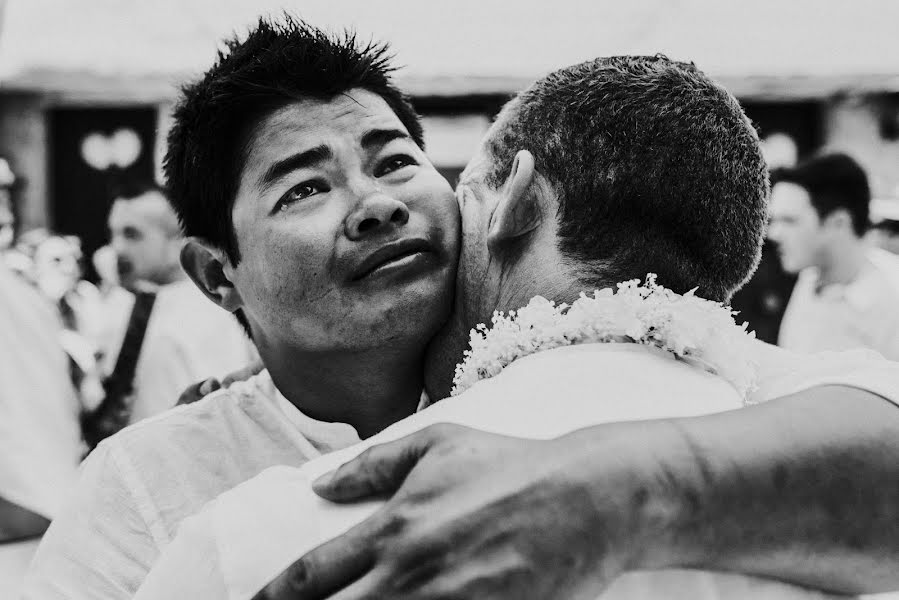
[660,385,899,593]
[256,385,899,599]
[0,496,50,542]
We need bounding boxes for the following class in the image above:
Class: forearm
[0,495,50,542]
[645,386,899,593]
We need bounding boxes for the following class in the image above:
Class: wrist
[553,421,692,573]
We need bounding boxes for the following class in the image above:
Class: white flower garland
[451,275,758,401]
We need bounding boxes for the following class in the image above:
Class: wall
[822,93,899,200]
[0,92,47,230]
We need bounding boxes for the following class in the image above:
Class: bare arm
[257,385,899,599]
[656,385,899,593]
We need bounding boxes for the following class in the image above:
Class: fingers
[199,377,221,396]
[222,359,265,387]
[250,518,380,600]
[176,378,220,406]
[312,428,441,502]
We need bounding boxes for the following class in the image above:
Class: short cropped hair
[482,55,769,302]
[163,15,423,263]
[110,180,168,203]
[771,153,870,237]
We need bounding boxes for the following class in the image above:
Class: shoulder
[749,338,899,404]
[103,372,279,460]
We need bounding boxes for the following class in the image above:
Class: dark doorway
[49,107,157,281]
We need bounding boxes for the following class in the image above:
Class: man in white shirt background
[769,153,899,360]
[89,182,256,434]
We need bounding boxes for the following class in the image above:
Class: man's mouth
[351,239,433,281]
[116,260,133,278]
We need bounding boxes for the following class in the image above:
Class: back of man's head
[110,180,179,230]
[771,153,870,237]
[482,55,768,302]
[163,15,423,264]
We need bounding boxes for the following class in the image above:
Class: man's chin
[776,255,801,274]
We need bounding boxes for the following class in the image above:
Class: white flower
[451,274,758,401]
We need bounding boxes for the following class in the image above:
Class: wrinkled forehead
[242,91,408,173]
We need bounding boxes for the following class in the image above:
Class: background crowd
[2,0,899,597]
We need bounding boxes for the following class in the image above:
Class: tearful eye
[274,181,327,213]
[376,154,417,177]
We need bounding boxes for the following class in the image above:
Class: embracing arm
[258,385,899,599]
[635,385,899,593]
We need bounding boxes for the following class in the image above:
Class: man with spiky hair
[24,17,461,599]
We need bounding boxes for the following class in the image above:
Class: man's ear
[823,208,855,233]
[180,238,244,313]
[487,150,541,249]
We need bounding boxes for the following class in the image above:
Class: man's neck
[816,238,867,289]
[140,265,187,291]
[425,249,585,401]
[259,341,425,439]
[158,265,187,286]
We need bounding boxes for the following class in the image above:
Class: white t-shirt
[22,371,361,599]
[22,341,899,600]
[134,342,897,600]
[126,279,257,424]
[779,249,899,361]
[0,264,82,520]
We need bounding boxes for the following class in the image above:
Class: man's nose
[110,236,125,254]
[344,193,410,240]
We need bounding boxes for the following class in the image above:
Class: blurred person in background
[769,153,899,360]
[866,200,899,256]
[80,181,256,446]
[0,162,83,593]
[0,159,15,255]
[90,244,136,373]
[868,219,899,254]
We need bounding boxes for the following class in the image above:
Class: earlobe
[824,209,854,233]
[487,150,541,249]
[180,238,243,312]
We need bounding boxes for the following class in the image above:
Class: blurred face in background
[33,235,82,299]
[108,190,183,289]
[767,181,827,273]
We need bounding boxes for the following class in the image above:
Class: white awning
[2,0,899,100]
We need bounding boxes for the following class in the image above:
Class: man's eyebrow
[360,128,412,151]
[258,145,332,192]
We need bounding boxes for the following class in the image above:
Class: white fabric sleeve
[133,512,227,600]
[21,444,160,600]
[749,340,899,405]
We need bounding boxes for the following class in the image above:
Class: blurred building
[1,0,899,338]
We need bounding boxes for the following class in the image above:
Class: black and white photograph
[1,1,898,598]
